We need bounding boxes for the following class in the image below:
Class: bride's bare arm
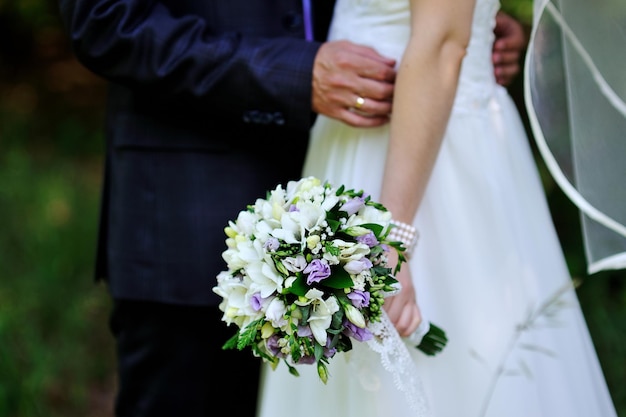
[381,0,477,336]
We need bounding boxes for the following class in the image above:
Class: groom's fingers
[312,40,396,127]
[492,11,527,86]
[338,107,390,128]
[348,44,397,82]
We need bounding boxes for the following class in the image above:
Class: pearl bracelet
[388,220,419,259]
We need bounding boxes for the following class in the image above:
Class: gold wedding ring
[355,96,365,110]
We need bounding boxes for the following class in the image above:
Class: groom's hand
[492,11,528,86]
[312,40,396,127]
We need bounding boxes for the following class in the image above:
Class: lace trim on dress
[365,311,432,416]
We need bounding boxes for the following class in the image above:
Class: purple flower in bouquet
[347,289,371,308]
[356,231,379,248]
[340,195,366,216]
[343,319,373,342]
[303,259,332,284]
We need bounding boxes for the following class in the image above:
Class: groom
[57,1,527,416]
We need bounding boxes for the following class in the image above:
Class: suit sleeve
[58,0,322,128]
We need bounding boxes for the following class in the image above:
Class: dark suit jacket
[59,0,336,306]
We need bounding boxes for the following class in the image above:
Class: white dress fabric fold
[257,0,617,416]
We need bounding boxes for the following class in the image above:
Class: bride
[257,0,618,416]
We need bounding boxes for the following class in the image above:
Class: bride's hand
[383,261,422,338]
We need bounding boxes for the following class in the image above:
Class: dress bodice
[327,0,501,112]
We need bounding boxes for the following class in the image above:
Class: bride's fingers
[384,296,422,337]
[396,304,422,337]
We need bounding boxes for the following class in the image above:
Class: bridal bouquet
[213,177,446,383]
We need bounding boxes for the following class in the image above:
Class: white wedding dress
[256,0,617,416]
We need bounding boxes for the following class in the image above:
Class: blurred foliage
[0,148,113,417]
[500,0,533,24]
[1,1,114,416]
[0,0,623,416]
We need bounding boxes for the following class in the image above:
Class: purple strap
[302,0,313,41]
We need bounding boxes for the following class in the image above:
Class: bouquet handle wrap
[365,310,432,416]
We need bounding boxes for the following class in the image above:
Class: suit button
[259,112,272,124]
[272,112,285,125]
[242,110,254,123]
[243,110,286,125]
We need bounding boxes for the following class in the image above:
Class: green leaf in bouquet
[322,266,353,289]
[365,200,388,211]
[326,329,341,350]
[326,217,342,234]
[299,304,311,323]
[329,302,346,328]
[324,241,341,257]
[286,273,309,296]
[256,346,279,365]
[287,363,300,377]
[371,264,394,279]
[290,337,304,364]
[236,318,264,350]
[314,341,325,362]
[368,244,386,258]
[359,222,384,236]
[222,332,240,350]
